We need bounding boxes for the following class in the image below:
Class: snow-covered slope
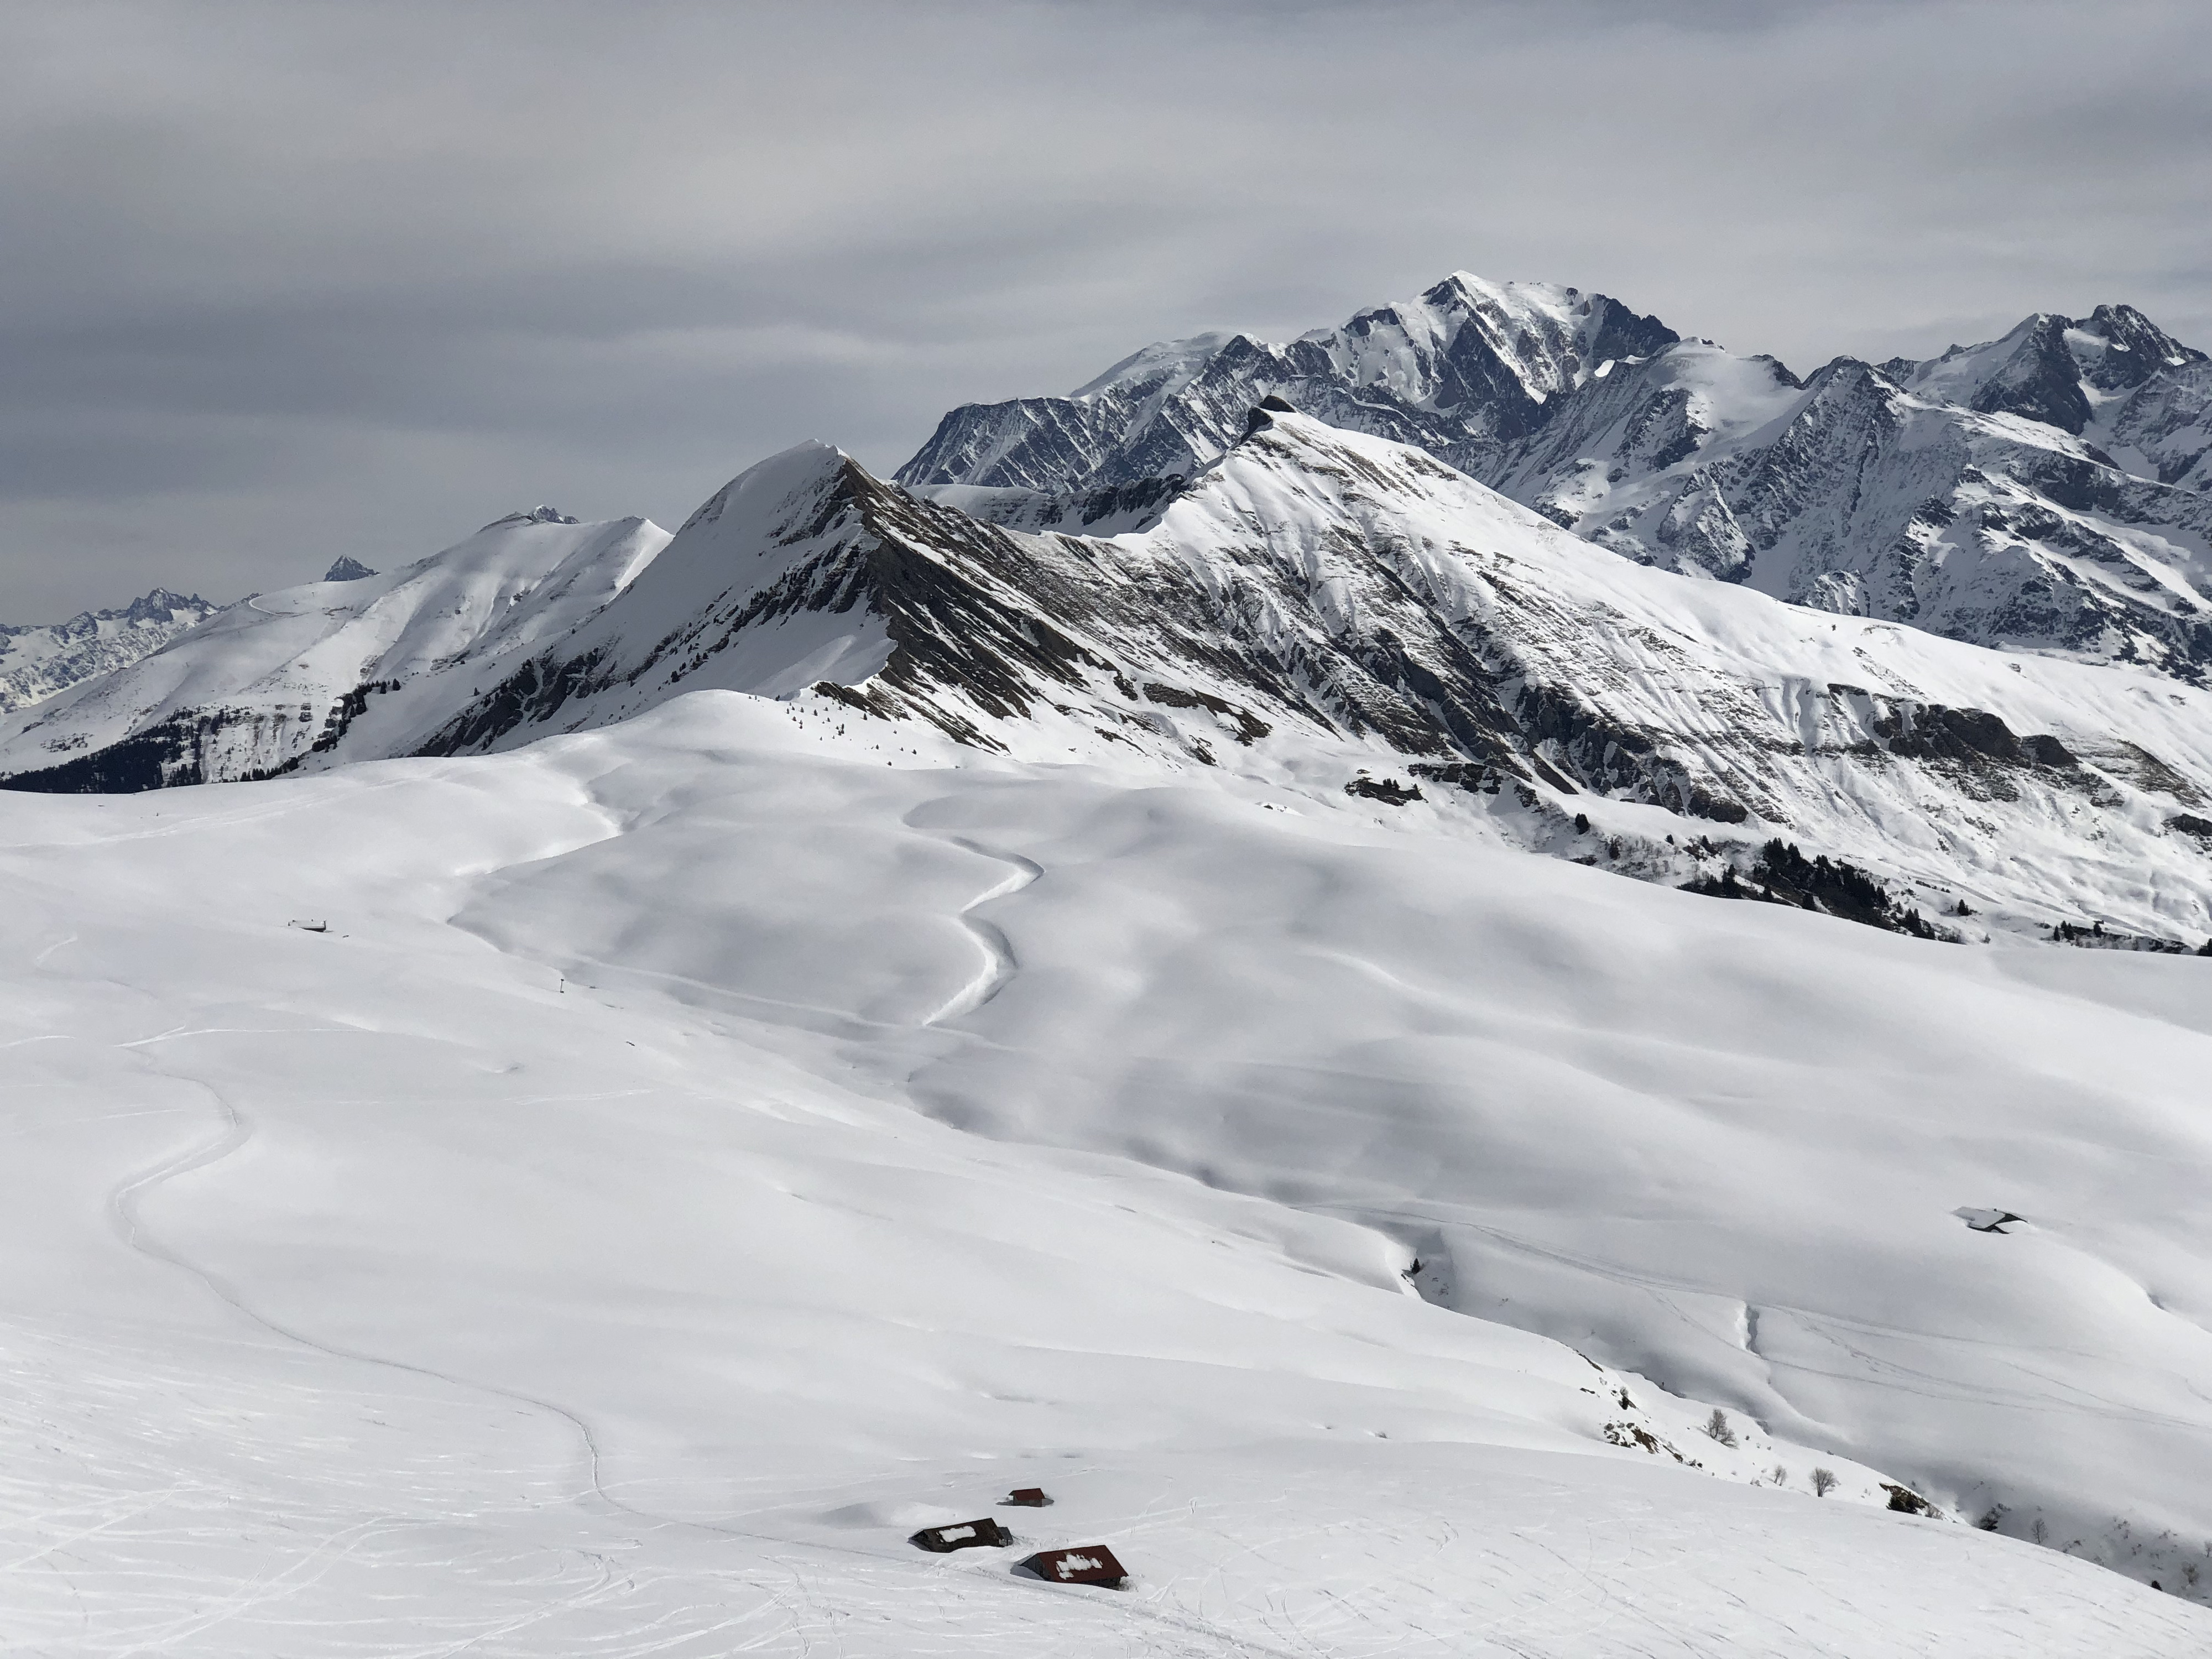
[1533,354,2212,675]
[418,413,2212,951]
[904,274,2212,678]
[0,586,217,713]
[0,510,668,790]
[6,696,2210,1651]
[22,413,2208,947]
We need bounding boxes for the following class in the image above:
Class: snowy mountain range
[15,401,2206,952]
[11,274,2212,1648]
[904,274,2212,679]
[0,586,216,712]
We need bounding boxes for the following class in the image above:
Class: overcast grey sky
[3,0,2206,617]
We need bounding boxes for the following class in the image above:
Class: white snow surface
[5,689,2211,1653]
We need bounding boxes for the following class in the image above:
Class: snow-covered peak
[905,276,2212,678]
[897,270,1677,498]
[1,586,217,639]
[1068,273,1667,416]
[2075,302,2203,379]
[1331,272,1612,404]
[480,505,582,530]
[0,586,222,715]
[416,406,2212,951]
[0,511,669,790]
[1070,332,1237,400]
[1300,270,1679,416]
[1889,304,2206,435]
[401,442,900,757]
[572,440,882,686]
[1426,268,1587,320]
[1890,312,2088,431]
[671,440,851,536]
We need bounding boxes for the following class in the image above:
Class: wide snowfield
[4,692,2207,1655]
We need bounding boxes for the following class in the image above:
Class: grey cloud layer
[2,0,2205,616]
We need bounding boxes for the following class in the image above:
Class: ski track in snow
[920,835,1043,1029]
[94,1048,967,1600]
[54,902,1333,1658]
[102,1052,623,1511]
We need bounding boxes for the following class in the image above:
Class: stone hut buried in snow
[1020,1545,1128,1587]
[910,1518,1013,1553]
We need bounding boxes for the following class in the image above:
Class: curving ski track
[105,1062,628,1519]
[920,837,1042,1030]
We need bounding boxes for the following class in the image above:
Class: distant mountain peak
[110,588,212,626]
[0,513,669,789]
[0,586,220,714]
[479,505,581,531]
[899,269,1676,499]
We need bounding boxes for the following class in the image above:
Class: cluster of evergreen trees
[1686,839,2212,953]
[2051,919,2212,956]
[1683,839,1942,940]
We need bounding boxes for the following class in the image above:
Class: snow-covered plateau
[7,293,2212,1653]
